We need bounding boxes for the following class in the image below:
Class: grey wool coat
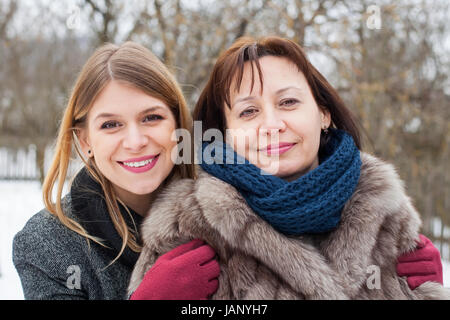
[128,153,450,299]
[13,168,143,300]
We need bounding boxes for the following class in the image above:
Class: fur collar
[129,153,449,299]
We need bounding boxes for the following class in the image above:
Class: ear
[319,107,331,129]
[75,127,93,159]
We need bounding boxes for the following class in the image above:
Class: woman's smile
[259,142,296,155]
[118,154,160,173]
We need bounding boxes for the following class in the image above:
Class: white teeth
[123,158,154,168]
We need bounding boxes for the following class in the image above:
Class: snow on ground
[0,180,449,300]
[0,180,44,300]
[444,260,450,289]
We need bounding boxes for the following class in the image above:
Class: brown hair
[193,36,362,149]
[43,41,194,264]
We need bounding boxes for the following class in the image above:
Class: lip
[120,154,159,163]
[260,143,296,155]
[118,154,160,173]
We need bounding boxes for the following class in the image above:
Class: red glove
[396,234,443,290]
[130,239,220,300]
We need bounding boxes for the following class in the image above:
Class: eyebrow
[93,106,167,121]
[232,86,304,108]
[232,96,257,107]
[275,86,304,95]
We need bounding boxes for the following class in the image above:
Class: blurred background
[0,0,449,298]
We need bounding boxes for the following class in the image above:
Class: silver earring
[322,127,329,135]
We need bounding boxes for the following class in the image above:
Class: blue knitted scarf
[200,129,362,235]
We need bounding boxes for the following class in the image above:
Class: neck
[113,186,158,217]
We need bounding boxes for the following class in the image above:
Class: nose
[122,124,149,151]
[259,107,287,136]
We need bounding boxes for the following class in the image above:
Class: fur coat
[128,153,450,299]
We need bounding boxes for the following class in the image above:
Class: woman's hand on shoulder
[396,234,443,290]
[130,239,220,300]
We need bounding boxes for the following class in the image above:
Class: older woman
[129,36,447,299]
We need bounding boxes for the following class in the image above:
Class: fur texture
[128,153,450,299]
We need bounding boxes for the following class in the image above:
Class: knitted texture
[200,129,362,235]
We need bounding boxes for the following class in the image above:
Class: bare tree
[83,0,120,44]
[0,0,17,39]
[1,1,448,258]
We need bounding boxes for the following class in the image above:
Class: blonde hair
[42,42,195,264]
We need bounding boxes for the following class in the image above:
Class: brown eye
[239,108,258,118]
[143,114,164,122]
[101,121,120,129]
[280,98,299,107]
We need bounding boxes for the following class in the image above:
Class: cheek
[226,127,258,158]
[90,133,118,161]
[289,108,322,138]
[225,116,258,151]
[155,122,178,154]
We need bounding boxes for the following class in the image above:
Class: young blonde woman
[129,36,447,299]
[13,42,219,300]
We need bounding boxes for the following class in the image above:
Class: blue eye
[101,121,120,129]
